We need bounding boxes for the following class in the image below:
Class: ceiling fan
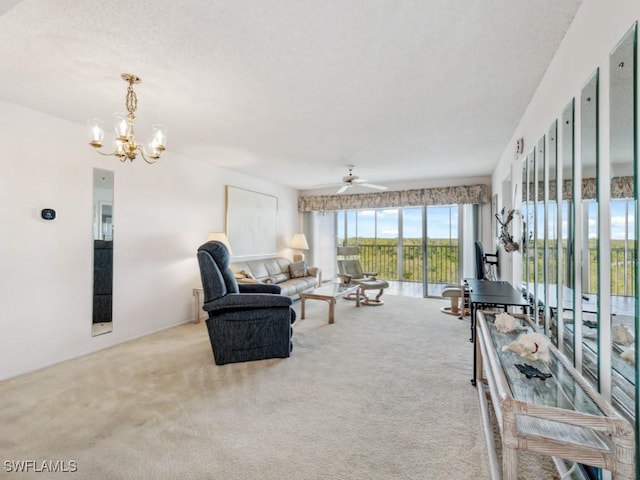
[336,166,388,194]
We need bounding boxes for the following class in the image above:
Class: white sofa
[230,257,321,298]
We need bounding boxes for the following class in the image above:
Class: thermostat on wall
[41,208,56,220]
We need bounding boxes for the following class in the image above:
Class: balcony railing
[354,243,459,285]
[526,245,636,296]
[344,238,636,299]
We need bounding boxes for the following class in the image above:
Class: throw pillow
[270,273,288,284]
[289,261,308,279]
[233,270,254,280]
[237,277,258,284]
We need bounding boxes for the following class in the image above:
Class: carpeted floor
[0,295,559,479]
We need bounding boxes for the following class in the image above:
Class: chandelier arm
[94,147,128,162]
[137,146,159,164]
[94,148,118,157]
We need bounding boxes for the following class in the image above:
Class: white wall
[492,0,640,283]
[303,211,337,282]
[0,100,301,381]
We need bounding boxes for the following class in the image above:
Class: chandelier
[88,73,166,164]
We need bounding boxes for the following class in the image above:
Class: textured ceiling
[0,0,583,191]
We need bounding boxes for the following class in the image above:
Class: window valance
[525,176,632,202]
[298,184,489,212]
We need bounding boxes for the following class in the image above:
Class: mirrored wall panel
[609,24,637,423]
[547,121,558,336]
[534,136,546,327]
[92,168,114,336]
[559,99,575,359]
[524,150,536,298]
[580,70,599,385]
[513,23,640,478]
[522,157,530,288]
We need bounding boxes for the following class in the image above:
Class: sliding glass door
[358,209,399,279]
[424,205,459,296]
[401,208,424,284]
[337,205,460,297]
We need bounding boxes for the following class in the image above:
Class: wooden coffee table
[300,283,360,324]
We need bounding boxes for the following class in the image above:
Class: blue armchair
[196,241,296,365]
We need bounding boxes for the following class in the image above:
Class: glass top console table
[466,279,530,387]
[475,310,634,480]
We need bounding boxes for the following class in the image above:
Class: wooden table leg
[301,296,306,320]
[193,288,203,323]
[328,299,336,324]
[475,329,483,387]
[502,407,518,480]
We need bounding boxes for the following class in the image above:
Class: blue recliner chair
[196,241,296,365]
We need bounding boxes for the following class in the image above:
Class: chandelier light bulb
[114,141,126,158]
[152,124,166,147]
[113,113,129,140]
[87,118,105,148]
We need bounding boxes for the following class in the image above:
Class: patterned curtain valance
[298,184,489,212]
[611,176,634,199]
[525,176,633,202]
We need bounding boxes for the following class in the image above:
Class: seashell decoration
[502,332,551,363]
[494,312,526,334]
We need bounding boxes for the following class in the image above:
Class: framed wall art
[225,185,278,257]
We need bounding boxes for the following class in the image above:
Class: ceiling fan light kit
[336,166,388,194]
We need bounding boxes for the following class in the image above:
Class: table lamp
[207,232,233,255]
[290,233,309,262]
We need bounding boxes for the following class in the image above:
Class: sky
[339,200,635,243]
[610,200,635,240]
[551,200,635,240]
[338,206,458,240]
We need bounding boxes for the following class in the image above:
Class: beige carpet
[0,295,558,479]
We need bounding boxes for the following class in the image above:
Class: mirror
[534,136,546,328]
[547,122,558,337]
[580,70,599,385]
[559,99,575,358]
[524,150,536,307]
[92,168,114,336]
[521,157,529,290]
[609,24,636,422]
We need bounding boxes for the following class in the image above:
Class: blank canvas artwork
[225,185,278,257]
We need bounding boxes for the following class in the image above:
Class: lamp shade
[289,233,309,250]
[207,232,233,254]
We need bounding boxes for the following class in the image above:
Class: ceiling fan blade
[335,166,386,193]
[361,183,388,191]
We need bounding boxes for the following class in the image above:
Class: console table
[466,279,530,386]
[466,279,530,342]
[475,310,634,480]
